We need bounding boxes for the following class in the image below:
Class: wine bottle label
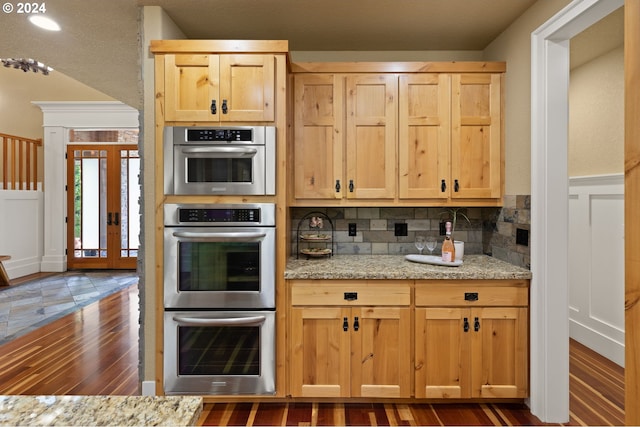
[442,251,453,262]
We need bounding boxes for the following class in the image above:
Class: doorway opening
[66,129,139,269]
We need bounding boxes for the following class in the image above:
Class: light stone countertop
[285,254,532,281]
[0,395,203,426]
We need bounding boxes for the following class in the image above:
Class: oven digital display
[178,208,260,223]
[186,129,254,142]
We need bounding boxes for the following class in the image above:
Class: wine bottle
[441,221,455,262]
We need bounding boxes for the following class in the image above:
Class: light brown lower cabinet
[414,282,529,399]
[287,280,529,400]
[289,281,412,398]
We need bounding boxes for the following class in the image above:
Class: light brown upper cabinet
[291,62,505,207]
[293,74,396,201]
[163,53,275,122]
[399,73,502,201]
[398,74,451,200]
[450,73,502,200]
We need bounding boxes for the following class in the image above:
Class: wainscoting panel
[568,174,624,366]
[0,190,44,279]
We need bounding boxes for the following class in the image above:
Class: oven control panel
[164,203,276,227]
[179,208,260,223]
[186,128,253,142]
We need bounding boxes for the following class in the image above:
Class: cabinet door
[164,54,219,122]
[350,307,411,398]
[290,307,351,397]
[415,307,470,398]
[398,74,451,199]
[451,73,502,199]
[219,54,275,122]
[345,74,397,199]
[293,74,344,199]
[471,307,529,398]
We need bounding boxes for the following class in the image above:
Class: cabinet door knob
[441,179,446,192]
[454,179,460,192]
[335,179,341,193]
[474,317,480,332]
[343,317,349,331]
[222,99,228,114]
[463,317,470,332]
[349,180,354,192]
[210,99,217,115]
[107,212,113,226]
[353,316,359,331]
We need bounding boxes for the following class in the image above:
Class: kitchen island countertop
[0,395,203,426]
[285,254,531,281]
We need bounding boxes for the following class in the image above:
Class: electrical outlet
[516,228,529,246]
[394,223,408,236]
[348,223,357,236]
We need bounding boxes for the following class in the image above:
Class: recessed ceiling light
[28,15,61,31]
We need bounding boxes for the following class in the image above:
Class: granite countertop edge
[285,254,532,281]
[0,395,203,426]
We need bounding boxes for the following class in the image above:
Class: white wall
[568,174,624,366]
[569,46,624,176]
[0,190,44,278]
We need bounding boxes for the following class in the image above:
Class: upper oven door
[164,226,275,309]
[174,144,266,195]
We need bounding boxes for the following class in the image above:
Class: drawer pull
[464,292,479,302]
[344,292,358,301]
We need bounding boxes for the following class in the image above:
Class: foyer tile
[0,270,138,344]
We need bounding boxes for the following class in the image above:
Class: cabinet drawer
[415,281,529,307]
[290,280,411,306]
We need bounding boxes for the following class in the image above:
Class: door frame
[33,101,139,272]
[530,0,624,422]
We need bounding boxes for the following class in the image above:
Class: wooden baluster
[1,135,6,190]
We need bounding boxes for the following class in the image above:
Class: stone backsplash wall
[290,207,484,256]
[290,196,532,270]
[482,195,531,269]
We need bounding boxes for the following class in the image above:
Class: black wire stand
[295,212,335,259]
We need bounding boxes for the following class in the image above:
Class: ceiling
[0,0,623,109]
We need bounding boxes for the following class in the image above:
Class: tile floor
[0,270,138,345]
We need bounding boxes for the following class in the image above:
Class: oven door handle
[179,147,258,157]
[172,315,266,327]
[171,231,267,242]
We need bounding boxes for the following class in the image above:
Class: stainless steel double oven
[163,203,276,395]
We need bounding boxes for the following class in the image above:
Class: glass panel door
[67,139,138,269]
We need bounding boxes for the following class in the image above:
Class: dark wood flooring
[0,285,625,425]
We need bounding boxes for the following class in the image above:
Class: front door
[66,143,139,269]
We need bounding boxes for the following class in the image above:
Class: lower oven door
[164,310,275,395]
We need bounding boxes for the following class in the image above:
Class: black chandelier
[1,58,53,75]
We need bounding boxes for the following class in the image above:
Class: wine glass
[415,235,426,255]
[425,237,438,255]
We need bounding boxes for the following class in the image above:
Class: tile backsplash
[483,195,531,269]
[290,195,531,269]
[291,207,484,257]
